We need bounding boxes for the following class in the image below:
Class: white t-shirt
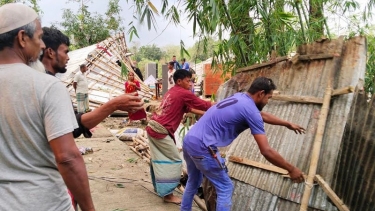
[168,69,176,90]
[0,63,78,211]
[74,71,89,93]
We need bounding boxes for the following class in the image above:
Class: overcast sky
[38,0,196,48]
[37,0,370,48]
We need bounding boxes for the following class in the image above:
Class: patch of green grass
[126,158,138,163]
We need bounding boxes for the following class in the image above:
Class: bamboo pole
[314,175,350,211]
[332,86,355,96]
[271,94,324,104]
[299,86,332,211]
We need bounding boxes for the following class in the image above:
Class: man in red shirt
[146,69,212,204]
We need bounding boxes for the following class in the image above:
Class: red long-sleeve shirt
[146,85,211,140]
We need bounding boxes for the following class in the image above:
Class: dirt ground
[75,117,201,211]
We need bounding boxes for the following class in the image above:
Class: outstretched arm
[260,111,305,134]
[253,134,304,183]
[81,94,144,129]
[190,108,205,116]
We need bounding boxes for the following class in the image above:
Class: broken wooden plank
[314,175,350,211]
[271,94,324,104]
[229,155,288,175]
[332,86,355,96]
[298,54,334,61]
[236,56,288,73]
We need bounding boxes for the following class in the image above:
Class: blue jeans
[181,138,233,211]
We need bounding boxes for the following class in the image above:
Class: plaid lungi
[76,93,89,113]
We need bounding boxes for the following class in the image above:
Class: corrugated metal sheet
[56,34,153,109]
[215,36,366,210]
[231,180,337,211]
[332,87,375,211]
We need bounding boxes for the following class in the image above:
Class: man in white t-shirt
[74,64,90,113]
[0,3,94,211]
[167,61,176,90]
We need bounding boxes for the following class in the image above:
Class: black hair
[80,64,86,69]
[248,77,277,94]
[173,69,192,83]
[40,27,70,60]
[168,61,175,66]
[0,21,37,51]
[181,58,186,62]
[116,60,122,67]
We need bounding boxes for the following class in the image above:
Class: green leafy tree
[126,0,375,89]
[106,0,124,33]
[188,37,217,63]
[61,6,109,49]
[60,0,123,49]
[135,44,164,62]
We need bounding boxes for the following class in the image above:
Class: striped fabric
[148,134,182,196]
[76,93,89,113]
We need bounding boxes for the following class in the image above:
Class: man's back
[0,63,77,211]
[187,93,265,147]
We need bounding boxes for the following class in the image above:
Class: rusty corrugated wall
[332,88,375,211]
[213,36,367,210]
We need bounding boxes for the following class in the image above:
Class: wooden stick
[229,156,288,175]
[133,137,149,148]
[300,86,332,211]
[332,86,355,96]
[138,135,150,144]
[130,146,143,158]
[314,175,350,211]
[143,157,150,164]
[271,95,324,104]
[236,56,288,73]
[298,54,334,61]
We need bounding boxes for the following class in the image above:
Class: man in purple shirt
[181,77,306,211]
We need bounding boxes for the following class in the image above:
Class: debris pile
[130,133,151,164]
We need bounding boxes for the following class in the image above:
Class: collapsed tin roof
[214,36,367,211]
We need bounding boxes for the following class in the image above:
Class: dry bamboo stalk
[138,135,149,144]
[314,175,350,211]
[144,150,151,158]
[300,86,332,211]
[143,152,151,159]
[143,157,150,164]
[130,146,143,158]
[332,86,355,96]
[135,145,147,151]
[133,137,149,148]
[272,94,324,104]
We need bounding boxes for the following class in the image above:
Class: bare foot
[163,194,181,205]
